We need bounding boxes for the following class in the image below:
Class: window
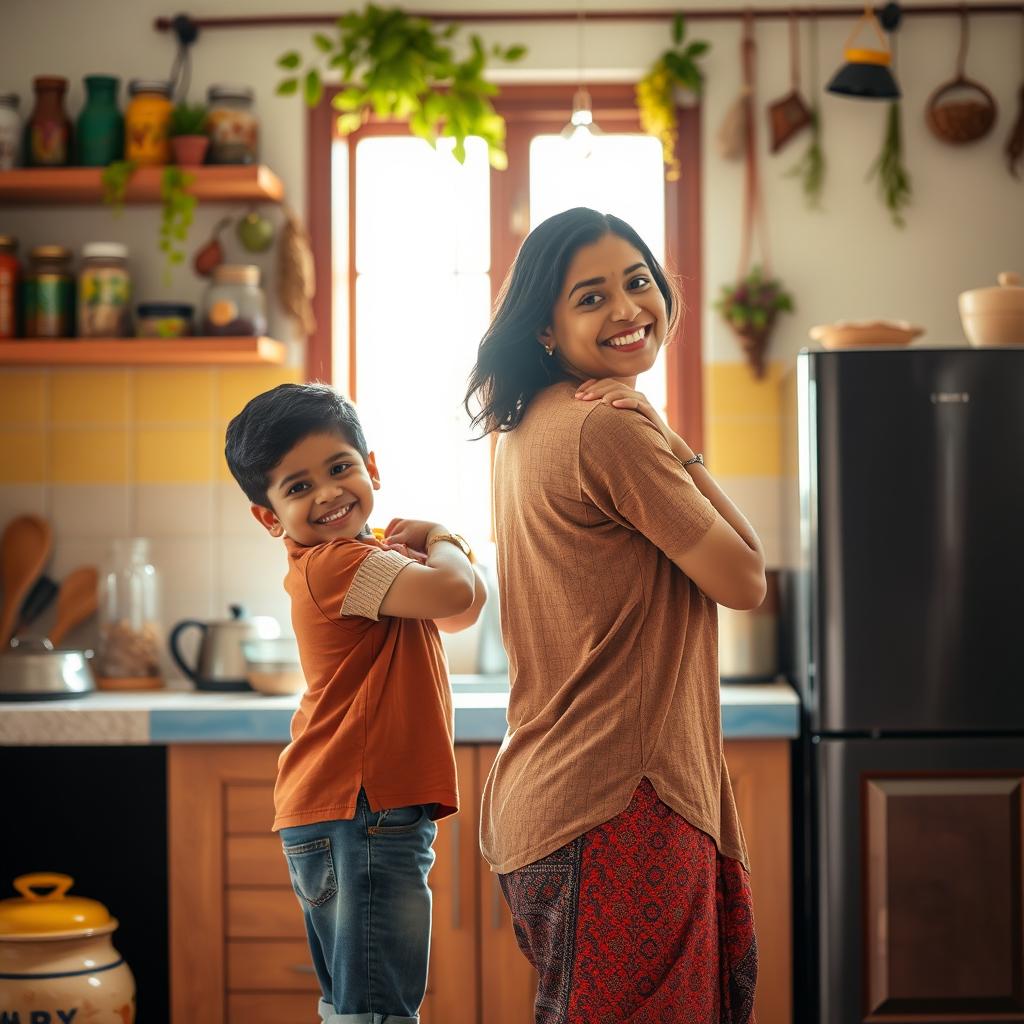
[306,84,704,544]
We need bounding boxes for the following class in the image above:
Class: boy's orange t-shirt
[272,535,459,831]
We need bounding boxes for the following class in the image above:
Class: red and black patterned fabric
[498,778,758,1023]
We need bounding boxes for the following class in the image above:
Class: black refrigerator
[790,348,1024,1023]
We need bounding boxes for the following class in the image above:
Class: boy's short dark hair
[225,382,370,507]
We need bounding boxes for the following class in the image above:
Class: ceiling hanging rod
[154,4,1023,32]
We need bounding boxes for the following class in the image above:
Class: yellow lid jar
[125,79,172,165]
[0,874,136,1022]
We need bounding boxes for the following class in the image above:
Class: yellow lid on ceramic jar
[0,873,114,935]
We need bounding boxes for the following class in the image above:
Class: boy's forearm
[435,566,487,633]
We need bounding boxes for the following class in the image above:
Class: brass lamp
[826,3,901,99]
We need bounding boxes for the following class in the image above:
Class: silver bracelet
[682,452,704,468]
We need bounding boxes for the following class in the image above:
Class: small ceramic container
[958,272,1024,347]
[242,636,305,695]
[808,320,924,349]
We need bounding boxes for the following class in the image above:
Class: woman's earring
[544,343,555,356]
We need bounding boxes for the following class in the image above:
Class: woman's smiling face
[540,232,668,387]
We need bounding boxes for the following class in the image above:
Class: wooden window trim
[305,83,703,449]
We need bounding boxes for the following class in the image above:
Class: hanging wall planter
[275,4,526,168]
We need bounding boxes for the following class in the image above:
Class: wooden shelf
[0,337,287,366]
[0,165,284,204]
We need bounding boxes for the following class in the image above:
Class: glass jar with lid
[206,84,259,164]
[0,93,22,169]
[24,245,74,339]
[125,79,172,165]
[201,264,267,336]
[78,242,131,338]
[96,538,163,690]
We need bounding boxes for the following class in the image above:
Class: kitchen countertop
[0,675,800,745]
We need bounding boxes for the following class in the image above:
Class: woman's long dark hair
[464,207,681,436]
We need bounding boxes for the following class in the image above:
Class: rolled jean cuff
[318,1002,418,1024]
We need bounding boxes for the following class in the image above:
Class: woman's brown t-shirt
[481,381,749,873]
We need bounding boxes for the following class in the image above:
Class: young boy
[224,382,485,1024]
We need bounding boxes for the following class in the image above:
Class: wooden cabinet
[169,740,790,1024]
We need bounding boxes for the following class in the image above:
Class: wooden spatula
[48,566,100,649]
[0,515,52,648]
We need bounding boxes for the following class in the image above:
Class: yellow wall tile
[0,430,47,482]
[136,428,215,483]
[51,429,129,483]
[0,372,46,425]
[135,370,215,424]
[51,370,129,425]
[706,361,786,418]
[216,421,233,482]
[217,367,302,421]
[706,417,782,477]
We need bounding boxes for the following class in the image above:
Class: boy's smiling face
[251,431,380,546]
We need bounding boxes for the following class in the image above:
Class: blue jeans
[280,789,438,1024]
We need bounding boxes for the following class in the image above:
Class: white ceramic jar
[959,271,1024,347]
[0,874,136,1023]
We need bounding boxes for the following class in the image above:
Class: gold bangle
[426,532,473,562]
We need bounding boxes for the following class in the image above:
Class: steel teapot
[169,604,280,691]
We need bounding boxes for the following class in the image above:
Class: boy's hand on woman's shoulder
[383,540,428,564]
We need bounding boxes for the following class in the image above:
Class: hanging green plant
[867,100,912,227]
[275,4,526,168]
[100,160,138,213]
[159,166,197,272]
[635,13,711,181]
[787,106,825,208]
[714,266,794,378]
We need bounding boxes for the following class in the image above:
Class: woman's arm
[576,379,767,610]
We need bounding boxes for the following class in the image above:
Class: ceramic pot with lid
[0,873,135,1022]
[959,271,1024,347]
[169,604,280,691]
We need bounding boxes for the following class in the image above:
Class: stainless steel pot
[0,640,96,701]
[169,604,280,691]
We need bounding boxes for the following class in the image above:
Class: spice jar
[135,302,193,338]
[0,236,19,340]
[76,74,124,166]
[0,93,22,169]
[0,874,136,1024]
[201,264,267,336]
[78,242,131,338]
[125,79,172,166]
[23,245,74,339]
[96,538,163,690]
[206,84,259,164]
[25,76,72,166]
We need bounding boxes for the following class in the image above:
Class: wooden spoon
[48,566,100,649]
[0,515,52,648]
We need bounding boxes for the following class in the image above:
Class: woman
[465,208,766,1023]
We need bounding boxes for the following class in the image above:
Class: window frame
[305,82,704,450]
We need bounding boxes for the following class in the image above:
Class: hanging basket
[728,317,776,379]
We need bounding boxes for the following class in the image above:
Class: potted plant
[635,14,711,181]
[168,102,209,166]
[275,4,526,168]
[714,266,794,378]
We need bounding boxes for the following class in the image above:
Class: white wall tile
[135,483,214,538]
[50,484,131,540]
[0,485,50,529]
[215,481,267,539]
[715,476,786,569]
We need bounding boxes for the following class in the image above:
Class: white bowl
[241,637,305,696]
[808,320,924,349]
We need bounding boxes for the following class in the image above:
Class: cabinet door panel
[227,835,290,887]
[228,993,319,1023]
[227,940,320,993]
[477,744,539,1024]
[227,886,306,939]
[225,783,275,834]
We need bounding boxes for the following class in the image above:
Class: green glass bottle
[76,75,123,166]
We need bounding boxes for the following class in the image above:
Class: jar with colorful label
[135,302,193,338]
[25,77,72,167]
[125,80,172,166]
[201,264,267,336]
[0,94,22,170]
[78,242,131,338]
[0,236,20,339]
[206,84,259,164]
[24,246,74,339]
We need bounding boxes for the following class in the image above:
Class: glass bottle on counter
[0,94,22,169]
[23,245,74,339]
[125,79,172,166]
[76,75,123,167]
[0,236,19,340]
[96,538,163,691]
[206,84,259,164]
[78,242,131,338]
[201,264,267,336]
[25,76,72,166]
